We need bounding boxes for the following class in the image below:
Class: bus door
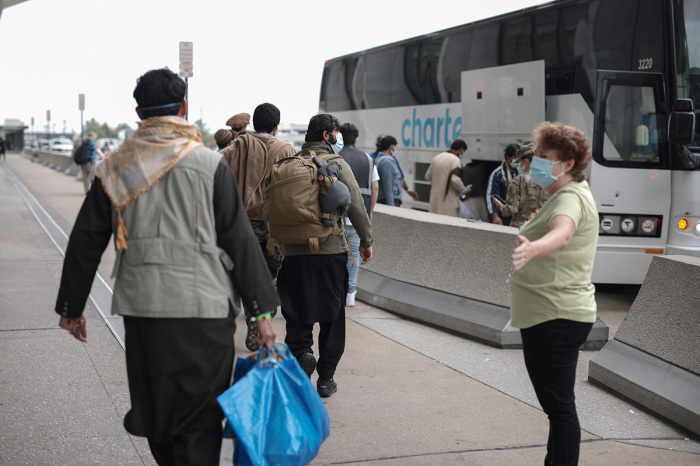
[591,70,669,284]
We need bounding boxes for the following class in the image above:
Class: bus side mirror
[668,98,695,144]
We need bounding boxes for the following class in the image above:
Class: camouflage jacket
[499,172,548,228]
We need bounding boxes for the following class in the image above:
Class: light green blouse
[509,181,598,329]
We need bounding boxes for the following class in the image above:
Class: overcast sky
[0,0,548,135]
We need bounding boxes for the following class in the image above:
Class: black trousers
[283,307,346,380]
[123,311,236,466]
[278,254,348,380]
[520,319,593,466]
[147,424,222,466]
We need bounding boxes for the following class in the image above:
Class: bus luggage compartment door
[459,60,545,161]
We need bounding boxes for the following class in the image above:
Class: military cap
[514,143,535,162]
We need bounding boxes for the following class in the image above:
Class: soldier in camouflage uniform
[496,144,548,229]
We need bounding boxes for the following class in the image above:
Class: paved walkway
[1,151,698,465]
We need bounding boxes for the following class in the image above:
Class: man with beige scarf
[55,68,278,465]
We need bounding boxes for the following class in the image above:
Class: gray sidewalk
[1,151,698,465]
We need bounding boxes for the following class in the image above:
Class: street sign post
[179,41,193,120]
[79,93,85,137]
[179,41,193,78]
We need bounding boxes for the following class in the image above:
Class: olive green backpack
[262,150,346,254]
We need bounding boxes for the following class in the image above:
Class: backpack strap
[308,237,320,255]
[318,153,342,162]
[267,234,327,255]
[295,149,317,158]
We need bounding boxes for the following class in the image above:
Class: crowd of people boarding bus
[54,66,597,466]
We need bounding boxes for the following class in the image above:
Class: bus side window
[601,84,662,164]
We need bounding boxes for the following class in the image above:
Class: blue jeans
[345,224,361,293]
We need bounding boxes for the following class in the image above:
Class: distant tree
[194,119,216,148]
[83,118,215,147]
[84,119,135,140]
[116,123,131,134]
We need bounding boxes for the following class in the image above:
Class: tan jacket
[425,151,467,217]
[221,133,296,221]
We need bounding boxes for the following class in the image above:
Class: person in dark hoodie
[221,103,296,350]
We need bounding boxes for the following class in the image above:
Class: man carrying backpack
[77,132,104,194]
[274,114,373,398]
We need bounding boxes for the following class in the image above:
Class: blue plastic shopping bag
[221,356,256,441]
[218,343,330,466]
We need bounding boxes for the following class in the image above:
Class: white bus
[319,0,700,284]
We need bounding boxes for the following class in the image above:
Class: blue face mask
[509,160,519,169]
[530,156,563,188]
[331,132,344,154]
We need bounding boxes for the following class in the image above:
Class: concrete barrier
[589,255,700,435]
[358,205,609,348]
[22,148,79,176]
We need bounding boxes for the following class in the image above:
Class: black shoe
[245,319,259,352]
[297,353,317,378]
[317,378,337,398]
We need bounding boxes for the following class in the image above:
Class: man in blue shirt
[368,134,383,160]
[376,136,404,206]
[371,134,418,202]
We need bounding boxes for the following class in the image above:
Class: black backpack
[73,140,90,165]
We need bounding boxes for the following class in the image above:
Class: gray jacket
[111,147,237,318]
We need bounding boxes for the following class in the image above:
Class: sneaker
[317,378,337,398]
[346,291,357,307]
[297,352,317,378]
[245,319,259,352]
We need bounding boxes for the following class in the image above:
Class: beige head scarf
[96,116,202,249]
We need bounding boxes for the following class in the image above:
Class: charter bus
[319,0,700,284]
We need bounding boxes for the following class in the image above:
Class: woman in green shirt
[509,122,598,466]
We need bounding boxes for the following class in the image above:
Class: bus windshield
[676,0,700,152]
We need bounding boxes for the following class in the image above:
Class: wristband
[256,311,272,322]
